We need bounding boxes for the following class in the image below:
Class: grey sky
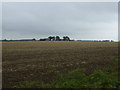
[0,3,2,39]
[2,2,118,40]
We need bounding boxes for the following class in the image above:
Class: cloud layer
[2,2,118,40]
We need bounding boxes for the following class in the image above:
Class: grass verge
[14,59,119,88]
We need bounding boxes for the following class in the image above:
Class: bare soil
[2,41,118,88]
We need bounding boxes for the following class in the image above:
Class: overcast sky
[2,2,118,40]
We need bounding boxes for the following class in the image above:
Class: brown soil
[2,41,118,88]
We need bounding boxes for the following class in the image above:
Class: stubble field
[2,41,118,88]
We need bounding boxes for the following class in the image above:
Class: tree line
[2,36,71,41]
[40,36,70,41]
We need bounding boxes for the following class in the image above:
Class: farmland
[2,41,119,88]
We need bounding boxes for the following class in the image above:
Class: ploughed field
[2,41,118,88]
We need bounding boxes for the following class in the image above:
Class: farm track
[2,41,118,88]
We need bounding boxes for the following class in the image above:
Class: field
[2,41,119,88]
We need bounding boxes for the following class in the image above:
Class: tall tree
[66,36,70,41]
[52,36,55,41]
[63,36,66,41]
[63,36,70,41]
[32,38,36,41]
[48,36,52,41]
[56,36,60,41]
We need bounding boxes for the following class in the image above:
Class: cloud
[2,2,118,40]
[0,3,2,39]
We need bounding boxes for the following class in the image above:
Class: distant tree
[3,39,7,41]
[111,40,114,42]
[48,36,53,41]
[39,39,46,41]
[102,40,109,42]
[63,36,66,41]
[10,39,13,41]
[66,36,70,41]
[32,38,36,41]
[52,36,55,41]
[56,36,60,41]
[63,36,70,41]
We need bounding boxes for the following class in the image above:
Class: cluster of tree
[1,38,116,42]
[40,36,70,41]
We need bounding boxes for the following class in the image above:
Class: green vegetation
[15,62,119,88]
[43,68,119,88]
